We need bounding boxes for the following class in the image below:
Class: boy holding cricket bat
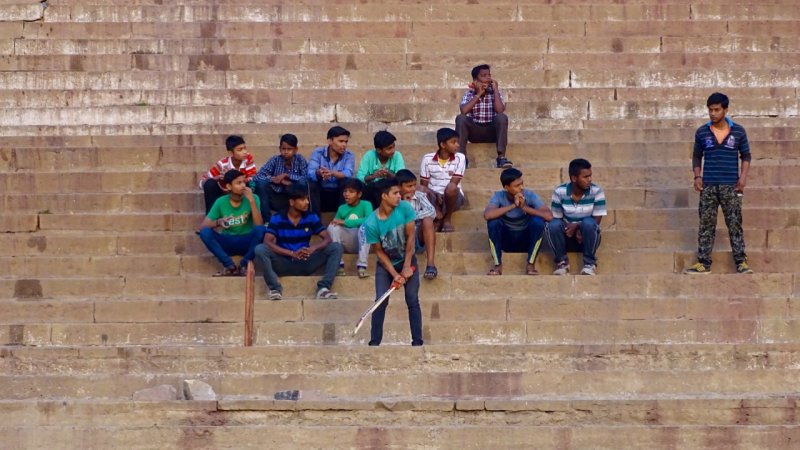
[362,178,423,346]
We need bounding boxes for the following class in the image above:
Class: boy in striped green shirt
[544,159,607,276]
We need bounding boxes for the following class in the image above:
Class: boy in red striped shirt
[200,135,258,213]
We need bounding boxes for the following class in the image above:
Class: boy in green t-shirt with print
[356,130,405,209]
[199,169,265,276]
[327,178,373,278]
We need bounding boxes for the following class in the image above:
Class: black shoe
[496,157,513,168]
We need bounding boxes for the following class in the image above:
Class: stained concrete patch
[14,279,42,299]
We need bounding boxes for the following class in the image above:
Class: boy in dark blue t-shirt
[253,184,344,300]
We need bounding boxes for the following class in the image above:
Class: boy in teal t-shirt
[356,130,405,208]
[199,170,265,276]
[362,178,422,347]
[327,178,373,278]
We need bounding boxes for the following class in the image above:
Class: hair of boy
[471,64,491,80]
[436,128,459,146]
[327,126,351,140]
[280,133,298,148]
[706,92,729,109]
[395,169,417,185]
[223,168,244,186]
[500,167,523,187]
[568,158,592,178]
[374,177,399,197]
[343,177,365,194]
[373,130,396,150]
[225,135,245,151]
[287,182,309,200]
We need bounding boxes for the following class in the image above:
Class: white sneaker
[552,261,570,276]
[580,264,596,275]
[268,290,282,300]
[316,287,337,299]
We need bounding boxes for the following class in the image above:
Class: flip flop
[423,265,438,279]
[526,265,539,275]
[440,223,455,233]
[487,266,502,276]
[213,266,239,277]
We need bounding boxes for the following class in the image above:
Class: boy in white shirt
[419,128,466,233]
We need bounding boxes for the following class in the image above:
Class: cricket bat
[353,267,415,336]
[243,261,255,346]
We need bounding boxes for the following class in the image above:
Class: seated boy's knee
[546,219,563,233]
[254,243,270,258]
[198,227,216,240]
[487,218,504,231]
[326,242,344,256]
[444,184,458,196]
[494,112,509,125]
[580,217,599,230]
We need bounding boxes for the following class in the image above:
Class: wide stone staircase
[2,1,799,448]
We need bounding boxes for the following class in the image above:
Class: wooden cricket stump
[244,261,255,346]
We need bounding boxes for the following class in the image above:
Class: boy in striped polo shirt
[253,183,344,300]
[200,135,257,214]
[685,92,752,274]
[544,159,607,275]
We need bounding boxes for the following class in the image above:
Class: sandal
[487,266,502,276]
[423,265,438,280]
[526,264,539,276]
[440,223,455,233]
[496,157,513,168]
[213,266,239,277]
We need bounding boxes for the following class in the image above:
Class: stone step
[0,420,796,450]
[1,85,796,108]
[5,318,799,346]
[3,165,797,196]
[1,291,793,325]
[2,121,799,142]
[5,273,789,301]
[4,139,798,173]
[5,343,800,375]
[4,227,794,257]
[1,365,799,398]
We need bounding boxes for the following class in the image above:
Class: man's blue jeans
[369,257,423,347]
[199,225,266,269]
[545,217,601,266]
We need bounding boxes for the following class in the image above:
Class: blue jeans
[545,217,601,266]
[253,242,344,293]
[487,216,545,266]
[369,257,423,347]
[199,226,266,269]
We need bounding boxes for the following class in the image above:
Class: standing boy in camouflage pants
[685,92,753,275]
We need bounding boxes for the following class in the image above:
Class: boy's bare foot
[488,265,502,276]
[526,263,538,275]
[440,222,455,233]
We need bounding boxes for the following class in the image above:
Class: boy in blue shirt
[484,168,552,276]
[307,126,356,213]
[362,178,423,346]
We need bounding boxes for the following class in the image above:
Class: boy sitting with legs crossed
[396,169,438,280]
[327,178,373,278]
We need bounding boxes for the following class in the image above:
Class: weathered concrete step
[4,273,791,301]
[2,100,799,127]
[1,421,796,450]
[1,367,799,399]
[2,395,799,428]
[5,343,800,375]
[1,227,787,258]
[2,292,794,325]
[3,166,796,196]
[4,140,798,173]
[5,318,794,346]
[2,122,799,143]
